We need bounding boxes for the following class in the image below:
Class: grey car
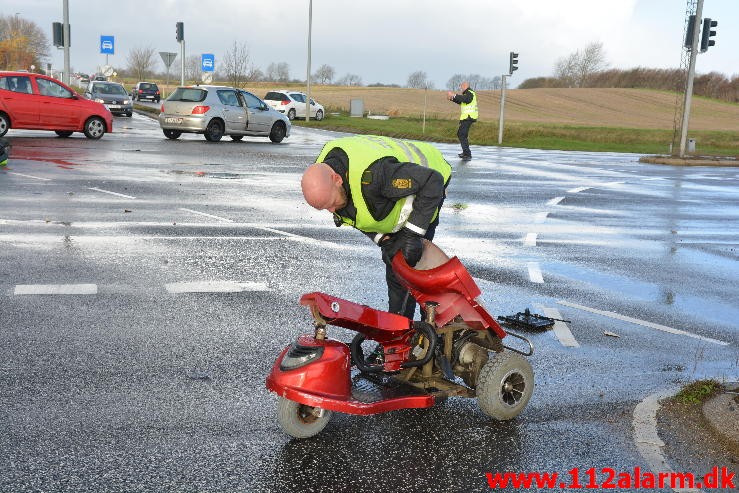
[84,81,132,117]
[158,85,291,143]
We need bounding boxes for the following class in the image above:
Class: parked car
[84,81,133,117]
[158,85,290,143]
[0,71,112,139]
[263,90,324,121]
[131,81,160,103]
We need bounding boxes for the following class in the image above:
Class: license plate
[107,105,120,109]
[165,117,183,124]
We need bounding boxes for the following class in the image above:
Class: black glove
[381,228,423,267]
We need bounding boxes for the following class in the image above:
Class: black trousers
[457,118,475,156]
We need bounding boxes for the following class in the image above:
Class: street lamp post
[306,0,312,122]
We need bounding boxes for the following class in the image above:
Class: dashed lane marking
[179,208,233,222]
[536,304,580,347]
[527,262,544,283]
[523,233,537,247]
[14,284,98,295]
[567,186,590,193]
[164,281,270,293]
[557,300,729,346]
[88,187,136,199]
[8,172,51,181]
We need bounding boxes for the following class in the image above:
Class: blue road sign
[201,54,215,72]
[100,36,115,55]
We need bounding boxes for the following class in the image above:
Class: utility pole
[678,0,703,157]
[305,0,312,122]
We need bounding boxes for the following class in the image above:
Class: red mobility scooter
[266,242,534,438]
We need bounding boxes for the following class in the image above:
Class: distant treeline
[519,68,738,103]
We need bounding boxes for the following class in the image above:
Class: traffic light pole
[62,0,70,85]
[678,0,703,157]
[180,39,185,85]
[498,74,508,145]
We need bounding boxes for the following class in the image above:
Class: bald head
[301,162,347,212]
[461,81,470,92]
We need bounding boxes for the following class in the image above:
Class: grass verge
[674,380,722,404]
[294,113,739,156]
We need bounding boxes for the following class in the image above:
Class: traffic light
[684,15,696,48]
[700,18,717,52]
[176,22,184,42]
[52,22,63,47]
[509,52,519,75]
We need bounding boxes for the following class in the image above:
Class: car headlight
[279,343,324,370]
[124,100,130,104]
[94,98,104,104]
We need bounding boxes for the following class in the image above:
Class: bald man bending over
[301,135,451,320]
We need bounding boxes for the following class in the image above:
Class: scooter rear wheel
[277,397,333,439]
[476,351,534,420]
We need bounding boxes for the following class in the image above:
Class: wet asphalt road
[1,114,737,492]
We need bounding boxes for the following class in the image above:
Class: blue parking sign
[100,36,115,55]
[201,54,215,72]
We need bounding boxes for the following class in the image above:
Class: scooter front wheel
[277,397,333,439]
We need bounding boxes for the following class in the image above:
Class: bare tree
[554,41,608,88]
[337,73,363,86]
[126,46,157,81]
[313,64,335,84]
[0,15,49,70]
[185,54,202,84]
[265,63,278,81]
[222,41,254,88]
[407,70,431,89]
[446,74,465,91]
[276,62,290,82]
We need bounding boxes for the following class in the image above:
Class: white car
[264,90,324,121]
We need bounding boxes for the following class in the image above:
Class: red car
[0,71,113,139]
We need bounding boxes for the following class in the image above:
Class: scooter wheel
[277,397,333,439]
[476,351,534,420]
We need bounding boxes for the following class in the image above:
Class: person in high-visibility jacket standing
[301,135,452,320]
[447,81,478,161]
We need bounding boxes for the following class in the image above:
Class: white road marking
[527,262,544,283]
[546,196,565,206]
[88,187,136,199]
[633,388,703,493]
[523,232,537,247]
[8,172,51,181]
[536,304,580,347]
[533,212,549,224]
[179,208,234,222]
[165,281,270,293]
[557,300,729,346]
[14,284,98,295]
[567,186,590,193]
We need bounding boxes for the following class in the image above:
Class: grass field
[127,79,738,155]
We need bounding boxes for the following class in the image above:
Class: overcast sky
[6,0,738,88]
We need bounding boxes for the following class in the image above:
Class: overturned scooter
[266,242,534,438]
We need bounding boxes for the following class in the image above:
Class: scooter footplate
[351,372,429,404]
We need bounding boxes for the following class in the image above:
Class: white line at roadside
[557,300,729,346]
[633,388,702,493]
[88,187,136,199]
[546,196,565,206]
[527,262,544,283]
[567,186,590,193]
[536,304,579,347]
[165,281,269,293]
[9,172,51,181]
[14,284,98,295]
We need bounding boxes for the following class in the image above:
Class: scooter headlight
[280,343,324,370]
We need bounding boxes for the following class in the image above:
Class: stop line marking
[557,300,729,346]
[14,284,98,295]
[164,281,269,293]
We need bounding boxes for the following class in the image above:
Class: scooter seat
[300,292,411,340]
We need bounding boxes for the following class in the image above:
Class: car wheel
[163,129,181,140]
[287,108,296,121]
[126,111,132,117]
[269,122,286,143]
[315,110,324,121]
[0,113,9,137]
[230,135,244,142]
[204,120,224,142]
[55,131,73,138]
[83,117,106,139]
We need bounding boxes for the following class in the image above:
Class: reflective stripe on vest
[316,135,451,233]
[460,89,478,120]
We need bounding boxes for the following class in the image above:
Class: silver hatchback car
[158,85,291,143]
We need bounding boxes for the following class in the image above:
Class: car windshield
[140,83,157,90]
[93,84,127,96]
[168,87,207,102]
[264,92,287,101]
